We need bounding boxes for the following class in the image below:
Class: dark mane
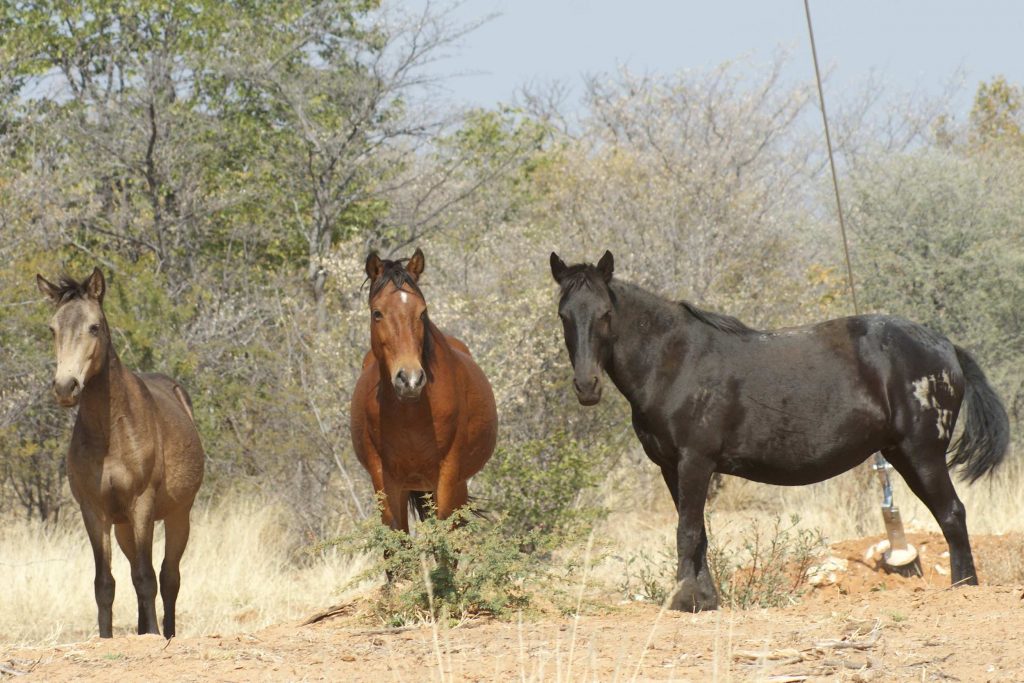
[51,274,91,304]
[679,301,759,336]
[368,258,425,302]
[558,265,608,296]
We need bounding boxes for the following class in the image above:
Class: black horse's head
[549,250,616,406]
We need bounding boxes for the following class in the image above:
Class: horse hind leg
[160,506,192,639]
[882,441,978,585]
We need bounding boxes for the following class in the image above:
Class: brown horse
[37,268,204,638]
[350,249,497,532]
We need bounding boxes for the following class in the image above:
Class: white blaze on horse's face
[50,299,105,407]
[371,285,428,402]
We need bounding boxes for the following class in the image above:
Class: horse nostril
[396,370,408,388]
[412,371,425,389]
[590,376,599,390]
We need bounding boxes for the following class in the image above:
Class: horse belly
[720,413,892,485]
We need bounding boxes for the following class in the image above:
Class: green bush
[708,514,827,609]
[335,501,541,626]
[476,432,607,552]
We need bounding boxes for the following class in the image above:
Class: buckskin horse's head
[550,250,616,406]
[365,248,431,402]
[36,268,110,407]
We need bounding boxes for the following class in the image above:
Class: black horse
[550,250,1010,612]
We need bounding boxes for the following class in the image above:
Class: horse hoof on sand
[668,582,719,613]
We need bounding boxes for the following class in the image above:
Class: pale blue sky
[418,0,1024,116]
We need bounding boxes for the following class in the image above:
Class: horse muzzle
[53,376,82,407]
[393,367,426,402]
[573,373,603,406]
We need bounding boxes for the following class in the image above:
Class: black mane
[557,265,608,296]
[679,301,759,336]
[51,274,91,304]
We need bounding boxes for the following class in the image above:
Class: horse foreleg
[381,477,410,585]
[383,477,410,533]
[434,466,469,521]
[160,505,192,639]
[127,494,160,635]
[82,508,115,638]
[669,450,719,612]
[113,523,140,632]
[694,524,717,605]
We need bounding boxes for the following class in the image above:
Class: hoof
[669,581,719,612]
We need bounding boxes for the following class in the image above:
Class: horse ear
[85,267,105,303]
[596,250,614,283]
[550,252,569,284]
[365,252,384,282]
[406,248,425,282]
[36,274,61,304]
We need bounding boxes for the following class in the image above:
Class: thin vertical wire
[803,0,860,315]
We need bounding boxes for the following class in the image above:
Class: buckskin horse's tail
[948,346,1011,482]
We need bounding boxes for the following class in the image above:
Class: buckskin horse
[550,250,1010,612]
[37,268,204,637]
[351,249,497,532]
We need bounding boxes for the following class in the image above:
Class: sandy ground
[4,533,1023,682]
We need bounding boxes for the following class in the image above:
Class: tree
[969,76,1024,150]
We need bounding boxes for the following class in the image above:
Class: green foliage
[707,514,826,609]
[335,503,538,625]
[614,546,677,605]
[476,432,607,551]
[848,149,1024,428]
[970,76,1024,149]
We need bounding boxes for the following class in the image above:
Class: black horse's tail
[948,346,1011,482]
[409,491,490,521]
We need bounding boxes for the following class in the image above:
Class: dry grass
[0,497,372,646]
[1,447,1020,650]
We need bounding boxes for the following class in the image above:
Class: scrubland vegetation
[1,1,1022,644]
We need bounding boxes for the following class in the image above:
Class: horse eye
[88,324,100,336]
[420,310,427,322]
[48,326,55,337]
[372,310,383,321]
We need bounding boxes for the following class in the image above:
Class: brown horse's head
[365,248,431,402]
[36,268,110,407]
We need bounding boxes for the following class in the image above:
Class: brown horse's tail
[409,491,490,522]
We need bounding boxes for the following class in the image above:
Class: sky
[414,0,1024,117]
